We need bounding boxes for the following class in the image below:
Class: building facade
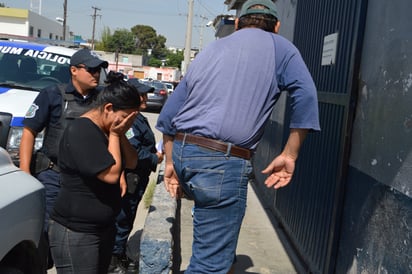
[224,0,412,273]
[0,7,70,45]
[96,50,181,82]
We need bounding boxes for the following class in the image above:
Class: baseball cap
[129,80,154,95]
[70,48,108,68]
[239,0,278,19]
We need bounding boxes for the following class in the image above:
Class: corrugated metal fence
[253,0,368,273]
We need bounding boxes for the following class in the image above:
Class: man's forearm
[281,128,308,160]
[19,127,36,173]
[163,134,174,164]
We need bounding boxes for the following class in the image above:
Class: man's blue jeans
[173,140,253,274]
[48,220,115,273]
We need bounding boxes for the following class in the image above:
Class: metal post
[63,0,67,40]
[91,6,101,50]
[183,0,194,75]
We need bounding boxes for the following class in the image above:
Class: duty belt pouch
[126,172,140,194]
[30,151,52,174]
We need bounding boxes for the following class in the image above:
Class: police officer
[19,48,108,270]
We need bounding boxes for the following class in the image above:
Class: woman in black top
[49,72,141,274]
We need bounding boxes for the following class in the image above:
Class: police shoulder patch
[125,128,135,139]
[25,103,39,118]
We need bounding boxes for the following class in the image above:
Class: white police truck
[0,40,79,273]
[0,39,111,272]
[0,147,45,273]
[0,40,80,166]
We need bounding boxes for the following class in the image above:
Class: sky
[6,0,235,49]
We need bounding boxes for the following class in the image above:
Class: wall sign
[321,33,339,66]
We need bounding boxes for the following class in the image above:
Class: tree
[148,58,162,67]
[131,25,167,58]
[106,28,137,54]
[96,24,183,69]
[94,26,111,51]
[0,3,6,7]
[165,50,184,68]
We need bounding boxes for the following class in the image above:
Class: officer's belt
[48,160,60,173]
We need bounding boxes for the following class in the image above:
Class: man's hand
[262,128,308,189]
[164,162,182,198]
[162,134,183,198]
[261,153,296,189]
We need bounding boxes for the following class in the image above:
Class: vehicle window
[152,82,166,89]
[0,47,71,90]
[127,78,139,85]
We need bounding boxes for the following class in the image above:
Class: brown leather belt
[175,132,252,160]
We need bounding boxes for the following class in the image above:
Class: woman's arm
[97,111,138,184]
[97,132,123,184]
[120,134,138,169]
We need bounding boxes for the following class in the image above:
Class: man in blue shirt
[156,0,320,273]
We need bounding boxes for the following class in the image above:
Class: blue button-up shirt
[156,28,320,150]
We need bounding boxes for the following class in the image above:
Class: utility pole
[183,0,194,75]
[91,6,101,50]
[62,0,67,40]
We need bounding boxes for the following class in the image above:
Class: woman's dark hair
[237,13,278,32]
[95,71,141,111]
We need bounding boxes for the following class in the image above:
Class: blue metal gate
[253,0,368,272]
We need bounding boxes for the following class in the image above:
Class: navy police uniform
[23,82,100,231]
[112,113,158,256]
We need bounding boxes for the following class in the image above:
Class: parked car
[0,147,45,273]
[128,79,169,111]
[0,40,106,165]
[163,82,174,94]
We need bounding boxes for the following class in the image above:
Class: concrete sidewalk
[48,181,298,274]
[177,183,297,274]
[47,175,298,274]
[47,112,298,273]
